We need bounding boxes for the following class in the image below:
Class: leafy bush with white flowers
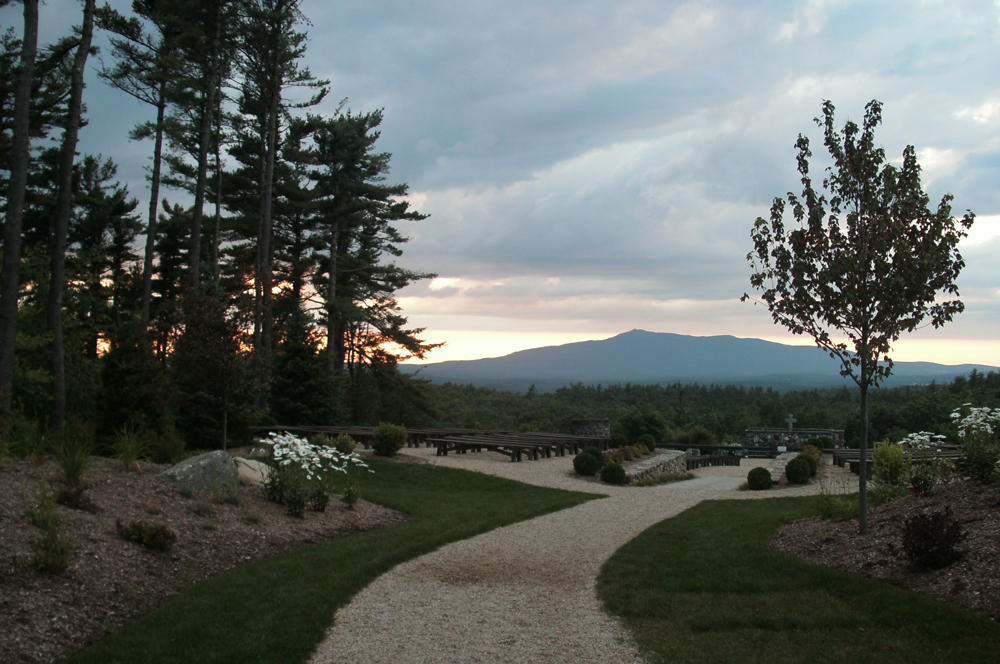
[263,432,370,516]
[951,404,1000,483]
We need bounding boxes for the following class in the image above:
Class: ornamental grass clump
[111,425,150,472]
[116,519,177,552]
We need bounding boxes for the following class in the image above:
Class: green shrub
[334,434,357,455]
[284,480,307,518]
[801,444,822,461]
[901,507,966,571]
[637,433,656,451]
[747,467,773,490]
[911,457,954,495]
[799,453,819,477]
[309,486,330,512]
[960,433,999,483]
[341,481,360,509]
[115,519,177,552]
[573,452,602,476]
[868,482,908,506]
[601,462,627,485]
[371,422,407,457]
[608,432,627,449]
[785,456,811,484]
[582,446,604,464]
[806,436,833,449]
[873,441,911,487]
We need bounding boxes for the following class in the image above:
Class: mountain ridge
[400,329,997,393]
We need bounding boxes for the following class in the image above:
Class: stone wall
[625,450,686,484]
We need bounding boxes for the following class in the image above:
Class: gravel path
[309,449,848,664]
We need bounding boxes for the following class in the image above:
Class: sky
[4,0,1000,366]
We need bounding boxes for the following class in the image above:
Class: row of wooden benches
[685,455,742,470]
[832,448,963,479]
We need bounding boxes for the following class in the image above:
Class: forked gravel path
[309,449,846,664]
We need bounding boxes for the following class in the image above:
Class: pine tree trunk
[188,1,224,287]
[0,0,39,418]
[212,95,223,285]
[326,221,339,374]
[47,0,96,429]
[140,80,167,326]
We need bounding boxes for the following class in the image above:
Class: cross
[786,413,797,432]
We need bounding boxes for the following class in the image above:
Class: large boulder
[233,457,268,486]
[160,450,238,493]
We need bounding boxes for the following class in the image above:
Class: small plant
[111,425,150,472]
[817,493,860,521]
[868,482,907,506]
[191,503,215,518]
[244,512,262,525]
[309,485,330,512]
[342,482,360,509]
[600,462,627,485]
[56,484,96,511]
[144,504,161,516]
[747,467,773,491]
[221,493,239,506]
[371,422,407,457]
[115,519,177,552]
[54,438,93,486]
[200,522,216,531]
[284,481,307,518]
[178,486,194,499]
[24,481,60,530]
[785,456,811,484]
[573,452,602,476]
[901,507,967,571]
[34,523,73,573]
[334,434,357,455]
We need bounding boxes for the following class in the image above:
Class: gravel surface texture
[310,449,844,664]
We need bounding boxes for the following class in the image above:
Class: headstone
[160,450,238,492]
[777,446,787,453]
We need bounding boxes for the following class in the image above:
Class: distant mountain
[401,329,997,392]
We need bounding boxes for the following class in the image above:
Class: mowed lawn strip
[598,496,1000,664]
[69,459,599,664]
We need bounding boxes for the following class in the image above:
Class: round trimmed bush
[799,453,819,477]
[371,422,407,457]
[747,467,773,491]
[601,462,627,485]
[573,452,602,476]
[785,456,812,484]
[582,446,605,464]
[609,432,627,449]
[637,433,656,451]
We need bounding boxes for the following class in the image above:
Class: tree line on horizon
[424,370,1000,448]
[0,0,438,454]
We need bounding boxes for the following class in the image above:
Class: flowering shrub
[264,432,371,516]
[951,404,1000,483]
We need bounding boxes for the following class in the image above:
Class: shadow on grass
[598,495,1000,664]
[69,459,599,664]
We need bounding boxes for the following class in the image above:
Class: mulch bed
[0,456,409,664]
[770,479,1000,621]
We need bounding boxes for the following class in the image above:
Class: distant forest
[413,370,1000,448]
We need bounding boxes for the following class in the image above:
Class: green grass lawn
[68,459,599,664]
[598,496,1000,664]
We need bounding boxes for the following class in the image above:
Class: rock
[160,450,238,493]
[233,458,268,486]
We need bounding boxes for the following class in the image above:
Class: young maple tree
[743,100,974,534]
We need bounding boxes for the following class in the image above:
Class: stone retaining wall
[625,450,686,484]
[767,451,801,483]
